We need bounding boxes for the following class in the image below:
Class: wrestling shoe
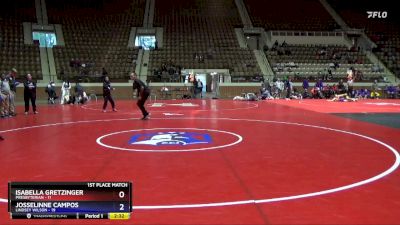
[141,113,150,120]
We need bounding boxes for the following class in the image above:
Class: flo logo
[367,11,387,18]
[129,132,212,146]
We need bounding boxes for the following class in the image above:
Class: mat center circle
[96,128,243,152]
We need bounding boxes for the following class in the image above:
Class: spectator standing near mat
[61,79,71,104]
[6,68,18,116]
[0,74,11,118]
[102,76,117,112]
[23,74,38,115]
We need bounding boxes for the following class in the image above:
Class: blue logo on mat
[129,132,212,146]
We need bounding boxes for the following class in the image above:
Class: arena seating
[47,0,145,81]
[149,0,261,82]
[244,0,338,31]
[328,0,400,79]
[0,0,41,79]
[1,0,397,84]
[266,44,385,81]
[0,0,36,22]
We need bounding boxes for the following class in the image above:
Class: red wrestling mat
[0,100,399,224]
[268,99,400,113]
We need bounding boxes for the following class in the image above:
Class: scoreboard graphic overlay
[8,182,132,220]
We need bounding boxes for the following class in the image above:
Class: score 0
[119,191,125,198]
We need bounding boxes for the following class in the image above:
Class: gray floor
[333,113,400,129]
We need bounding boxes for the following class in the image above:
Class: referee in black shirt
[23,74,38,114]
[130,72,150,120]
